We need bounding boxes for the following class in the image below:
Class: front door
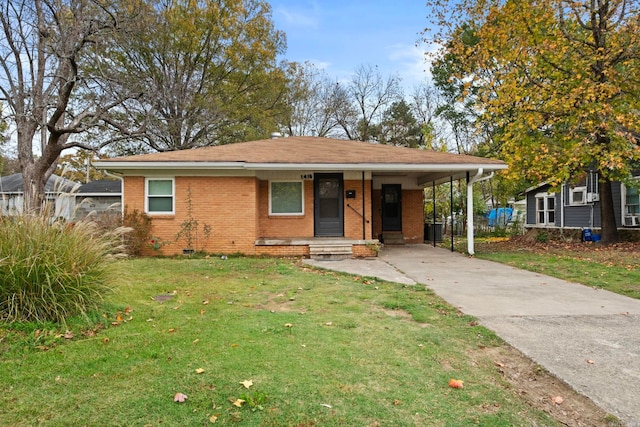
[314,173,344,236]
[382,184,402,231]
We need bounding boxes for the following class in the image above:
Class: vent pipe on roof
[270,132,281,139]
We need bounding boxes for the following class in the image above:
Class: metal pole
[450,175,454,252]
[432,181,436,247]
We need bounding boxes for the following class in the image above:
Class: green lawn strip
[1,257,560,426]
[475,249,640,299]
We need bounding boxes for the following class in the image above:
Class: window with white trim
[270,181,303,215]
[536,193,555,225]
[569,186,587,205]
[146,178,174,214]
[623,179,639,226]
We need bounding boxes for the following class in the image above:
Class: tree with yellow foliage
[426,0,640,243]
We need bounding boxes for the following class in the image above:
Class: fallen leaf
[168,328,176,333]
[284,323,293,328]
[125,306,132,313]
[552,395,564,405]
[174,392,188,403]
[116,314,123,322]
[196,368,205,374]
[586,359,595,364]
[192,339,200,345]
[392,399,401,406]
[233,399,245,407]
[209,414,218,423]
[200,309,206,315]
[203,300,210,305]
[240,379,253,389]
[325,322,333,326]
[103,338,110,344]
[63,330,74,339]
[448,378,464,389]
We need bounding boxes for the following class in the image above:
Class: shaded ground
[476,237,640,270]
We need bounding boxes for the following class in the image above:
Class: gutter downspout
[466,169,494,255]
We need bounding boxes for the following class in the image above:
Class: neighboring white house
[0,174,122,221]
[0,173,78,219]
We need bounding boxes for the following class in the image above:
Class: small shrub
[0,215,127,323]
[122,208,152,256]
[536,231,549,243]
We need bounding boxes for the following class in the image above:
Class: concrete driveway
[305,244,640,426]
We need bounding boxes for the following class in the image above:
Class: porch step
[382,232,405,245]
[309,243,353,260]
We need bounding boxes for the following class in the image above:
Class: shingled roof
[98,137,505,167]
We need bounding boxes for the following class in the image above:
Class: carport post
[450,175,454,252]
[432,181,436,247]
[467,169,494,255]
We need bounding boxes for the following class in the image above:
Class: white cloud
[386,42,442,88]
[274,3,319,29]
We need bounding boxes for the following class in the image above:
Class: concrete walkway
[305,245,640,426]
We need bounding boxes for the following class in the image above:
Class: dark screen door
[314,173,344,236]
[382,184,402,231]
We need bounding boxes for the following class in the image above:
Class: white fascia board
[247,163,508,172]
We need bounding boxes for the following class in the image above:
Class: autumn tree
[0,0,141,212]
[55,150,109,183]
[103,0,288,153]
[426,0,640,243]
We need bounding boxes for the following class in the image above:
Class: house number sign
[300,173,314,180]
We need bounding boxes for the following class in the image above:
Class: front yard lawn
[0,256,617,426]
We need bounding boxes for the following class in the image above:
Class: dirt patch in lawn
[476,345,623,427]
[253,293,299,312]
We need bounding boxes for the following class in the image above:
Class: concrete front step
[382,232,405,245]
[309,243,353,260]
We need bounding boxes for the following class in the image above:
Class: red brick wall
[123,175,393,256]
[124,176,259,256]
[343,180,373,240]
[402,190,425,243]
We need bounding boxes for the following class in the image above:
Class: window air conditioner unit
[587,193,599,203]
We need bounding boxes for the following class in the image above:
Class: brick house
[94,136,506,257]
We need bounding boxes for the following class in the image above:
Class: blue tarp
[486,208,513,227]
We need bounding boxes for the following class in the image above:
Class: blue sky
[269,1,435,90]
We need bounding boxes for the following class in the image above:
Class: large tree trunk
[599,177,620,244]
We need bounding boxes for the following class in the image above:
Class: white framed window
[623,178,640,226]
[569,186,587,205]
[269,181,304,215]
[536,192,555,225]
[145,178,174,214]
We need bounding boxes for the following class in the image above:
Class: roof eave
[93,161,507,173]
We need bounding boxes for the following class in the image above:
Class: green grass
[0,256,564,426]
[473,240,640,299]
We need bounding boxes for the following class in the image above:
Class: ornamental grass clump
[0,214,128,324]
